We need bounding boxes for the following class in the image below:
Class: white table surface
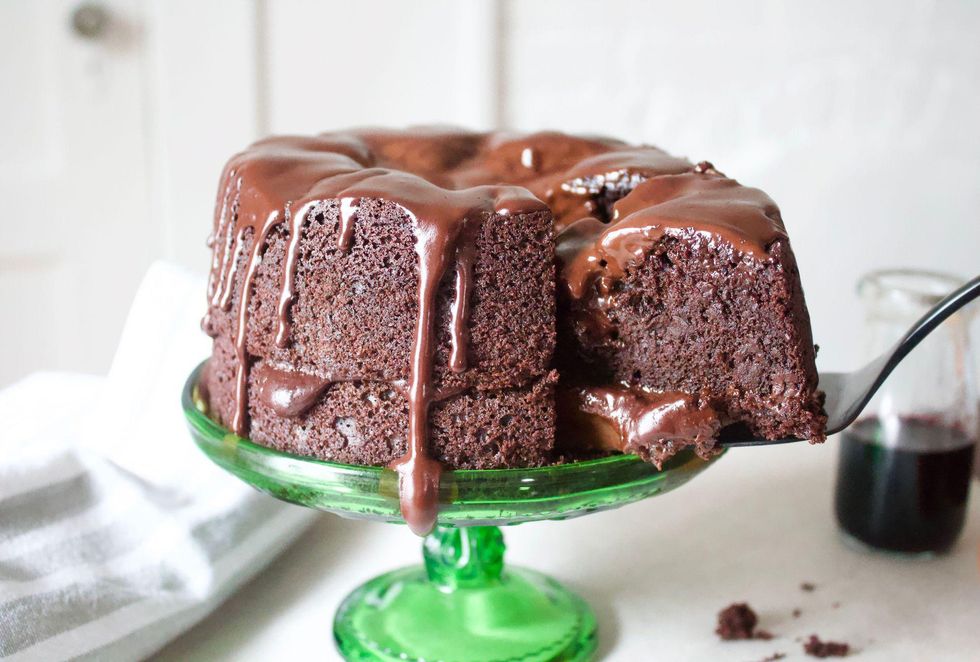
[151,438,980,661]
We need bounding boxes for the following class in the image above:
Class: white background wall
[2,0,978,386]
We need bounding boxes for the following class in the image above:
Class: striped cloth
[0,263,315,661]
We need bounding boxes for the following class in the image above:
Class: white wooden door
[0,0,153,385]
[0,0,261,387]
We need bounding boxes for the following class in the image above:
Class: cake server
[720,274,980,447]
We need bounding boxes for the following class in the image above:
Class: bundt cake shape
[201,128,826,534]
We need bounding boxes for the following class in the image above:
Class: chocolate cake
[201,128,826,534]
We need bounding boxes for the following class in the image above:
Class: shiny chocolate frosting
[564,384,722,469]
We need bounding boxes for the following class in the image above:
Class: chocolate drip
[209,174,245,315]
[202,175,241,338]
[391,213,454,537]
[204,128,787,534]
[217,228,247,311]
[254,362,332,418]
[232,215,278,434]
[448,229,477,373]
[275,194,360,350]
[338,198,359,250]
[566,384,721,469]
[275,201,316,348]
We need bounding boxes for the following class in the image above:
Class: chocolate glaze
[566,384,721,468]
[253,362,332,419]
[204,127,788,534]
[557,148,691,217]
[561,173,787,301]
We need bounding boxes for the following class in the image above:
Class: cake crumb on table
[716,603,774,641]
[717,603,757,640]
[800,582,816,592]
[803,634,850,657]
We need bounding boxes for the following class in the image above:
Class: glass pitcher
[834,269,977,555]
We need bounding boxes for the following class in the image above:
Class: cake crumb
[717,603,757,640]
[756,654,786,662]
[803,635,850,657]
[792,608,802,618]
[800,582,816,592]
[716,603,774,641]
[832,601,841,609]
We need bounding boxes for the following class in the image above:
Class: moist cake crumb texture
[201,127,827,534]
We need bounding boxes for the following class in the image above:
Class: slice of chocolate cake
[201,128,826,534]
[555,163,826,459]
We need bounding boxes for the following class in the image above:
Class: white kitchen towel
[0,262,317,661]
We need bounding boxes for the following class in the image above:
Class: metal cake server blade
[719,274,980,448]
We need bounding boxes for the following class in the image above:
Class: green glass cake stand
[182,364,725,661]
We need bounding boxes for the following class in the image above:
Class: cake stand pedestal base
[334,525,597,661]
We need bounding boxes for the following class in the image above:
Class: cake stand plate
[183,363,725,661]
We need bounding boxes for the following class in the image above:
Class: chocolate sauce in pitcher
[835,417,975,554]
[835,270,978,555]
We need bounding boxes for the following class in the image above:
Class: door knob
[70,3,110,39]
